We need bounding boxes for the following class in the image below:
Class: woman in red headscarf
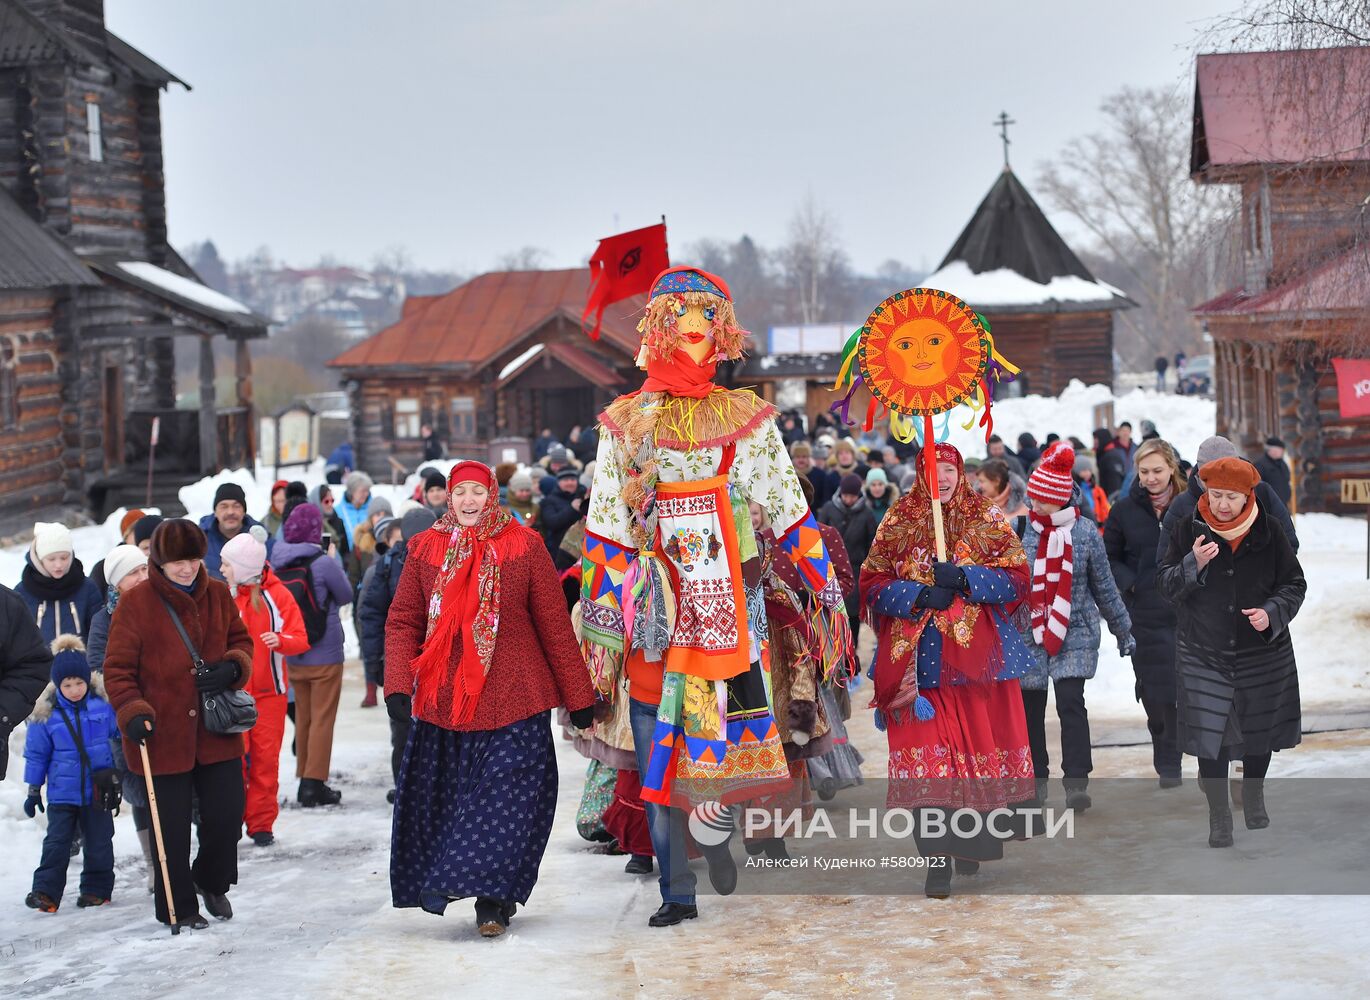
[385,461,596,938]
[860,442,1036,898]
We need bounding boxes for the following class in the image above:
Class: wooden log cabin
[739,168,1133,422]
[0,0,266,529]
[1190,47,1370,514]
[328,269,646,475]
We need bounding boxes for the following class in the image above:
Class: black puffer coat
[1156,503,1306,758]
[1104,481,1177,701]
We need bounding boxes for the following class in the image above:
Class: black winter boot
[475,897,510,937]
[924,860,953,899]
[1202,779,1234,848]
[298,779,342,807]
[624,854,654,875]
[1243,780,1269,830]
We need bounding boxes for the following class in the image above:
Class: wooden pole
[922,415,947,562]
[139,741,179,935]
[144,416,159,508]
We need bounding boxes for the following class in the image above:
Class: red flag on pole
[1332,357,1370,419]
[582,222,669,340]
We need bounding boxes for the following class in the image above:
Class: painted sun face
[675,302,717,364]
[858,289,988,416]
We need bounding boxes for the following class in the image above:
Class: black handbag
[55,704,122,814]
[158,595,258,735]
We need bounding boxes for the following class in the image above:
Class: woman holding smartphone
[1157,457,1306,848]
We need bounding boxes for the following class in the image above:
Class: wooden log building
[328,269,646,474]
[1190,47,1370,514]
[0,0,266,529]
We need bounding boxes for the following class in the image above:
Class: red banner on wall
[1332,358,1370,419]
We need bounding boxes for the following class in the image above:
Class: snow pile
[922,259,1128,308]
[937,379,1217,464]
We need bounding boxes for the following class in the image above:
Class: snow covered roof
[86,257,268,335]
[921,260,1131,313]
[930,169,1134,314]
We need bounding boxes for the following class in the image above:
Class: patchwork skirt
[390,713,557,912]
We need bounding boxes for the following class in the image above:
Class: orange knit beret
[1199,457,1259,495]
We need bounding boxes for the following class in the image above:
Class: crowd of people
[0,399,1305,935]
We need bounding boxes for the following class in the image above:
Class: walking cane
[138,741,180,935]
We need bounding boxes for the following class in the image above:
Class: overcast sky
[106,0,1239,276]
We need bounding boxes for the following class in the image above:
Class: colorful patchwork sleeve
[737,419,832,593]
[581,433,638,697]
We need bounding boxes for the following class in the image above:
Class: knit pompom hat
[284,501,324,544]
[50,635,90,688]
[1027,442,1076,506]
[148,518,208,567]
[221,531,267,584]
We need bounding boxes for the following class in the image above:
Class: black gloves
[386,693,412,724]
[125,714,154,744]
[23,787,44,818]
[915,585,956,611]
[195,659,241,694]
[932,561,967,591]
[568,705,596,730]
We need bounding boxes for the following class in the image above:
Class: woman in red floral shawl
[860,442,1036,898]
[385,461,596,937]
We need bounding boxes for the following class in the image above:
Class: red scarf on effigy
[638,348,719,399]
[407,462,523,727]
[859,443,1028,718]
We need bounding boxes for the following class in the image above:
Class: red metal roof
[1194,245,1370,317]
[1192,47,1370,175]
[328,268,645,371]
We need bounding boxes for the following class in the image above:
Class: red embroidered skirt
[886,679,1035,810]
[601,768,654,858]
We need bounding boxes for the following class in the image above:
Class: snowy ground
[3,385,1368,997]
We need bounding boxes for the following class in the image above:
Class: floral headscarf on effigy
[859,442,1027,721]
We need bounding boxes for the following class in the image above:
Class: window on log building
[86,102,103,163]
[450,396,476,440]
[0,339,17,429]
[394,397,421,438]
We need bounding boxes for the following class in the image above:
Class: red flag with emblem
[1332,357,1370,419]
[582,223,669,340]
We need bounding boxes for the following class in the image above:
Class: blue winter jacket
[24,689,119,806]
[867,566,1035,690]
[358,540,409,673]
[198,514,275,581]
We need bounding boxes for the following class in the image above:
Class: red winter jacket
[384,522,595,731]
[229,569,311,698]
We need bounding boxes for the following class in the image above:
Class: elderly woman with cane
[103,519,254,930]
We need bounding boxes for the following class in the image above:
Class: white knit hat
[105,544,148,589]
[32,522,73,561]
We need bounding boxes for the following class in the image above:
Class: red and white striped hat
[1027,441,1076,506]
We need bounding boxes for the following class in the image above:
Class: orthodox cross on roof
[994,110,1016,168]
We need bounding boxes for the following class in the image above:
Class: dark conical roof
[939,168,1096,283]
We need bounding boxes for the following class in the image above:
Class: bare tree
[495,246,550,271]
[1205,0,1370,48]
[779,195,851,324]
[1036,86,1239,364]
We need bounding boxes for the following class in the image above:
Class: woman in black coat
[1157,457,1305,850]
[1103,439,1188,787]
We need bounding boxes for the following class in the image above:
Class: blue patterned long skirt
[390,712,558,913]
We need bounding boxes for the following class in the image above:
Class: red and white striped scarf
[1029,506,1076,656]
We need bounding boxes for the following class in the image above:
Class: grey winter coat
[1018,509,1133,689]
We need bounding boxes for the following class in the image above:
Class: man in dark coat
[1158,436,1298,563]
[359,507,437,795]
[817,474,879,645]
[0,584,53,780]
[790,441,835,511]
[200,483,273,581]
[1254,437,1292,507]
[539,468,587,566]
[1094,428,1128,498]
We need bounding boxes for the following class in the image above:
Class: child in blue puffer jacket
[22,636,120,912]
